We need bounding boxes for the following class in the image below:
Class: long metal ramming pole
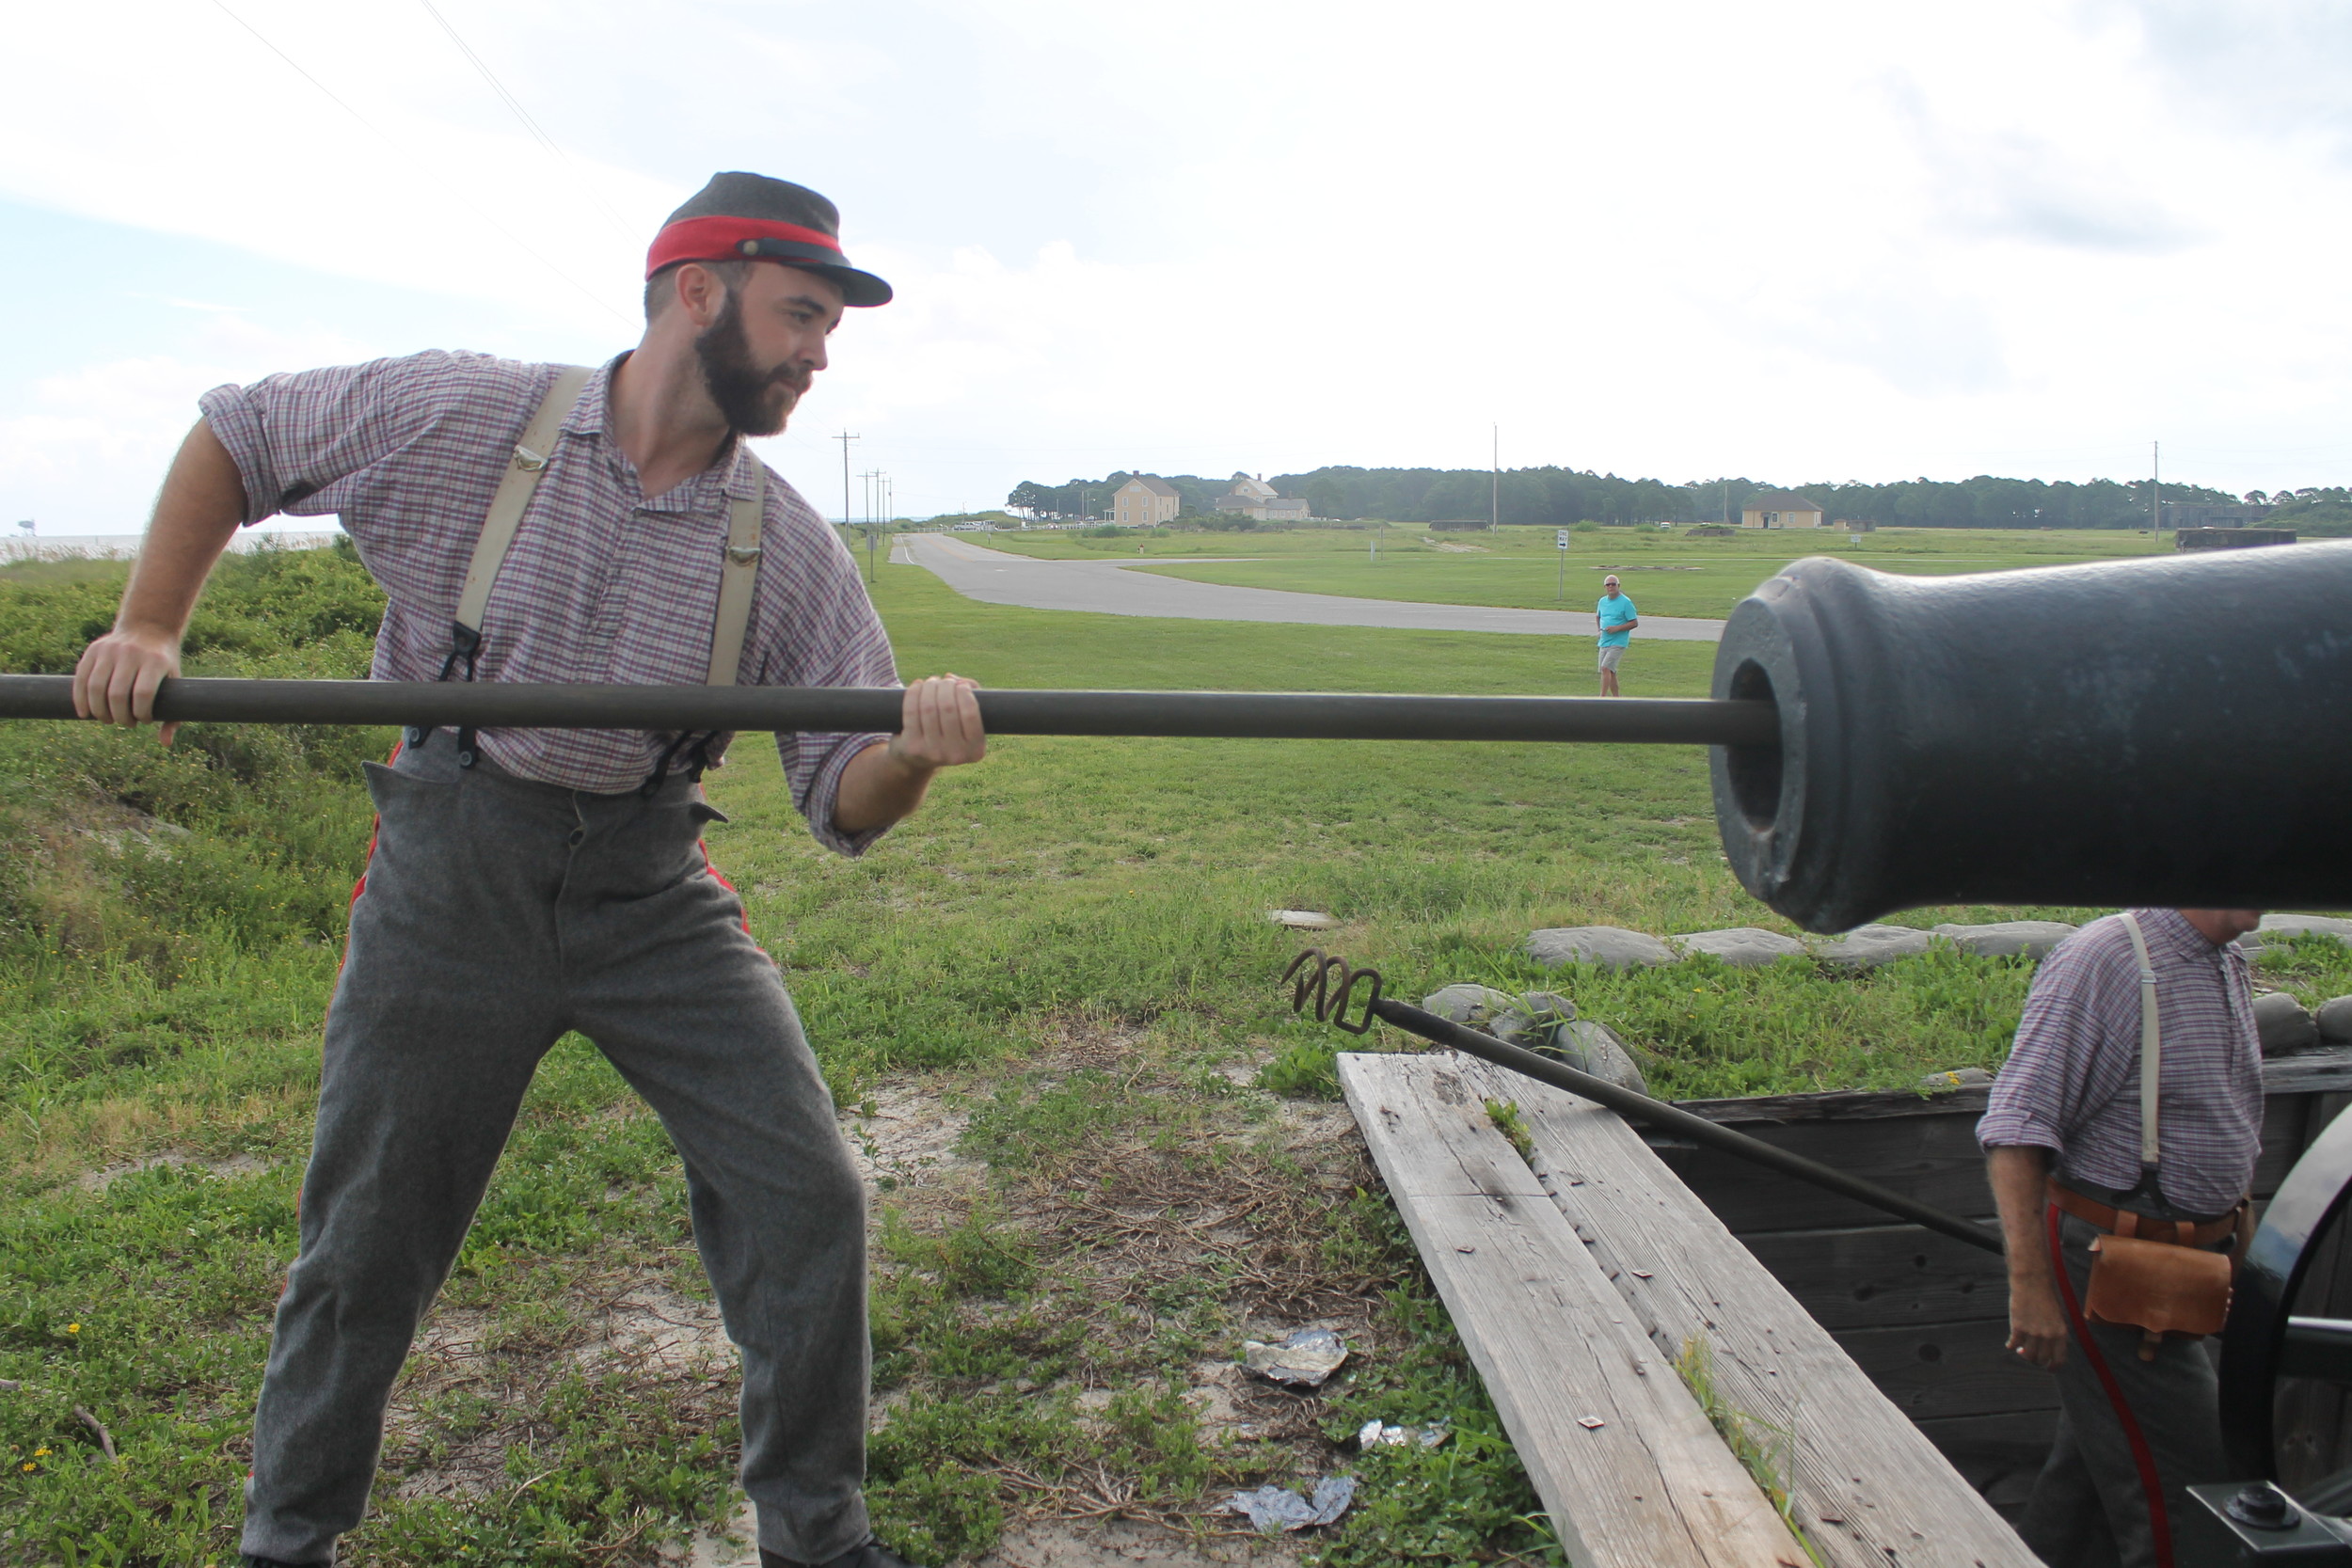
[1286,950,2006,1254]
[0,675,1776,745]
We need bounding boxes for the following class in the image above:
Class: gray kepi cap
[644,171,893,308]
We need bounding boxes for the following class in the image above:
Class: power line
[412,0,640,244]
[205,0,633,327]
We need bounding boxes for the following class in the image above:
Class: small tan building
[1112,475,1182,528]
[1740,490,1826,529]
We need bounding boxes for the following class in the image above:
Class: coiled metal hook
[1283,947,1383,1035]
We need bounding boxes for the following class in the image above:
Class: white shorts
[1597,644,1626,672]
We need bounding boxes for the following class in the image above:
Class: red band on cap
[645,215,844,278]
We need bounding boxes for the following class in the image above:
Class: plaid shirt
[199,351,896,853]
[1978,909,2263,1215]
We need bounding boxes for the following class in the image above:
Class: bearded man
[73,173,974,1568]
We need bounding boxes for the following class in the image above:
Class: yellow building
[1740,489,1826,529]
[1113,475,1182,527]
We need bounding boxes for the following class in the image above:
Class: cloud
[2,0,2351,513]
[1885,77,2203,253]
[2097,0,2352,164]
[0,319,375,534]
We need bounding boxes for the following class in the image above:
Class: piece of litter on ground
[1220,1475,1358,1532]
[1578,1416,1606,1430]
[1270,910,1341,930]
[1454,1244,1476,1254]
[1630,1269,1652,1278]
[1358,1419,1449,1449]
[1243,1326,1349,1388]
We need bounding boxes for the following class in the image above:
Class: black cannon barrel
[0,674,1778,747]
[1713,541,2352,932]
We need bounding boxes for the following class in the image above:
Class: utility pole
[1490,424,1500,531]
[834,432,860,531]
[2152,440,2162,537]
[860,468,882,583]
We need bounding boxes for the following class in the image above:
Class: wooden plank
[2257,1050,2352,1098]
[1674,1087,1992,1124]
[1651,1095,2310,1233]
[1338,1053,1808,1568]
[1913,1410,2061,1481]
[1736,1225,2010,1333]
[1830,1319,2059,1421]
[1464,1056,2040,1568]
[1648,1117,1996,1233]
[1913,1412,2060,1523]
[1668,1049,2352,1126]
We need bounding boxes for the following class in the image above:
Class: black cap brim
[798,262,894,309]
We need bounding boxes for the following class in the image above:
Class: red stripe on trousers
[2047,1199,2176,1568]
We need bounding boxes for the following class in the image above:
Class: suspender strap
[637,455,766,797]
[708,461,764,688]
[2117,912,2162,1180]
[447,365,595,680]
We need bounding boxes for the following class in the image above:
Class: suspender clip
[513,445,549,472]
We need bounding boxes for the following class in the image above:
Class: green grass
[1,541,2342,1565]
[961,522,2173,620]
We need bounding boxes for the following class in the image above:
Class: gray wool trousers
[2019,1212,2239,1568]
[241,730,870,1566]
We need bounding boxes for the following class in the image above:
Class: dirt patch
[978,1520,1303,1567]
[672,1506,1302,1568]
[847,1082,974,1196]
[576,1279,733,1380]
[76,1149,272,1193]
[386,1275,742,1503]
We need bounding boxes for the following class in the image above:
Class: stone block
[1931,921,2079,960]
[2256,991,2320,1057]
[1813,924,1936,967]
[1672,927,1810,967]
[1551,1019,1647,1094]
[1418,985,1519,1030]
[2259,914,2352,942]
[1526,926,1675,971]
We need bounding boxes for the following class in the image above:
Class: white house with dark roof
[1214,471,1311,522]
[1112,474,1182,527]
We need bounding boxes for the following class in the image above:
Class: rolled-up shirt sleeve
[199,353,471,531]
[755,498,902,857]
[1978,934,2132,1159]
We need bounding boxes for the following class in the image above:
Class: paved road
[903,533,1726,641]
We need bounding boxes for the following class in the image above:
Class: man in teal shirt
[1596,574,1638,695]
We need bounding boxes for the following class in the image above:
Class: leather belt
[2048,1180,2245,1248]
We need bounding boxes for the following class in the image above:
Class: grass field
[963,524,2172,620]
[3,544,2346,1566]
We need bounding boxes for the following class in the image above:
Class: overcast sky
[3,0,2346,531]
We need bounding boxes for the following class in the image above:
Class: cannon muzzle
[1713,541,2352,930]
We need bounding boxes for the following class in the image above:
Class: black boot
[760,1541,931,1568]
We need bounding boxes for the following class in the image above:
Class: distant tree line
[1008,473,1210,520]
[1009,466,2264,529]
[2261,486,2352,537]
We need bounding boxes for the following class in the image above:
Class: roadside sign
[1556,530,1570,550]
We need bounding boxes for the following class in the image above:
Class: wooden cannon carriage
[1338,1046,2352,1568]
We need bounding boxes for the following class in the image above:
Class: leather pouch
[2086,1233,2233,1359]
